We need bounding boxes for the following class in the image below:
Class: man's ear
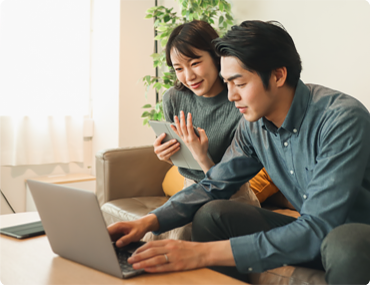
[273,67,287,87]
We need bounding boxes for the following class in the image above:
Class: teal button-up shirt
[151,80,370,273]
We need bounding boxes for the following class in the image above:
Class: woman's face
[170,48,224,98]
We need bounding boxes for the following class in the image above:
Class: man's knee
[192,200,229,242]
[321,223,370,262]
[321,223,370,284]
[192,200,264,242]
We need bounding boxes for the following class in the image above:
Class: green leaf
[145,14,153,19]
[143,118,149,126]
[154,82,162,90]
[146,7,156,13]
[157,26,167,32]
[142,104,152,108]
[218,15,224,25]
[164,15,170,22]
[219,1,224,11]
[141,111,150,117]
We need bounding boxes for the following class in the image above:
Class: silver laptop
[27,180,145,279]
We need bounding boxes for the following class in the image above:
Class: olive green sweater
[162,87,242,182]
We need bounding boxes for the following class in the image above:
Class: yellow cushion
[162,166,185,197]
[249,168,279,203]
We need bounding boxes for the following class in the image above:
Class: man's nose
[228,85,238,102]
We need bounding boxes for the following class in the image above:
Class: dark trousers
[191,200,370,285]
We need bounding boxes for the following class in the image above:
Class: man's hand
[107,214,159,247]
[128,239,235,273]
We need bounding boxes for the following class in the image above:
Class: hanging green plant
[141,0,235,126]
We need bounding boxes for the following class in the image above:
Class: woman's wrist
[197,156,215,173]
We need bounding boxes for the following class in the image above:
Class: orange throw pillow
[249,168,279,203]
[162,166,185,197]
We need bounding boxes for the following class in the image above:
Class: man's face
[221,56,278,123]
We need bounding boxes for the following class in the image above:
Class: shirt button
[248,267,253,272]
[303,194,307,199]
[293,128,297,133]
[284,141,289,147]
[290,170,294,175]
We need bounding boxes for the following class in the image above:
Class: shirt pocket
[304,165,315,185]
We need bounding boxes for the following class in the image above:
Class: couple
[109,20,370,284]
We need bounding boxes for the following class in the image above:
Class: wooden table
[0,212,248,284]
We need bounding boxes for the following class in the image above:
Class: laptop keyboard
[113,241,146,276]
[116,249,137,273]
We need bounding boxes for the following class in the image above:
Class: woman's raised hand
[171,111,214,173]
[153,133,180,165]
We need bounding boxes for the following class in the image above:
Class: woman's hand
[153,133,180,165]
[171,111,215,173]
[108,214,159,248]
[128,239,235,273]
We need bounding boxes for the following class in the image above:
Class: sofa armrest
[95,145,172,207]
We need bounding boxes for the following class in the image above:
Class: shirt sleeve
[151,124,263,233]
[231,104,370,273]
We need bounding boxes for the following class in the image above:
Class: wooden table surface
[0,212,248,285]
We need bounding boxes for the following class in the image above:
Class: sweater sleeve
[162,88,175,123]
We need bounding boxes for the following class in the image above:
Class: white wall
[118,0,157,148]
[230,0,370,110]
[90,0,121,175]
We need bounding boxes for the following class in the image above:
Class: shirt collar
[281,80,310,134]
[262,80,310,135]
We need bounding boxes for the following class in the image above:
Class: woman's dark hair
[214,20,302,89]
[166,20,220,91]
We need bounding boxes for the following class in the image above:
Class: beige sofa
[96,145,327,285]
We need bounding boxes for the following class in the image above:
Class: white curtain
[1,116,84,166]
[0,0,91,166]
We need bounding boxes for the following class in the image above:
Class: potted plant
[141,0,235,125]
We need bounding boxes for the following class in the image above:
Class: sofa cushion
[249,265,326,285]
[101,196,168,226]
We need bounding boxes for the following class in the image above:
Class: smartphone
[0,220,45,239]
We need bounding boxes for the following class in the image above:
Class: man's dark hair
[214,20,302,89]
[166,20,220,91]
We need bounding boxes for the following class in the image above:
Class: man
[108,21,370,284]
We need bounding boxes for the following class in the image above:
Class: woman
[153,20,260,207]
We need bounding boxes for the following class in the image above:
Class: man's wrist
[205,240,236,267]
[141,213,160,232]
